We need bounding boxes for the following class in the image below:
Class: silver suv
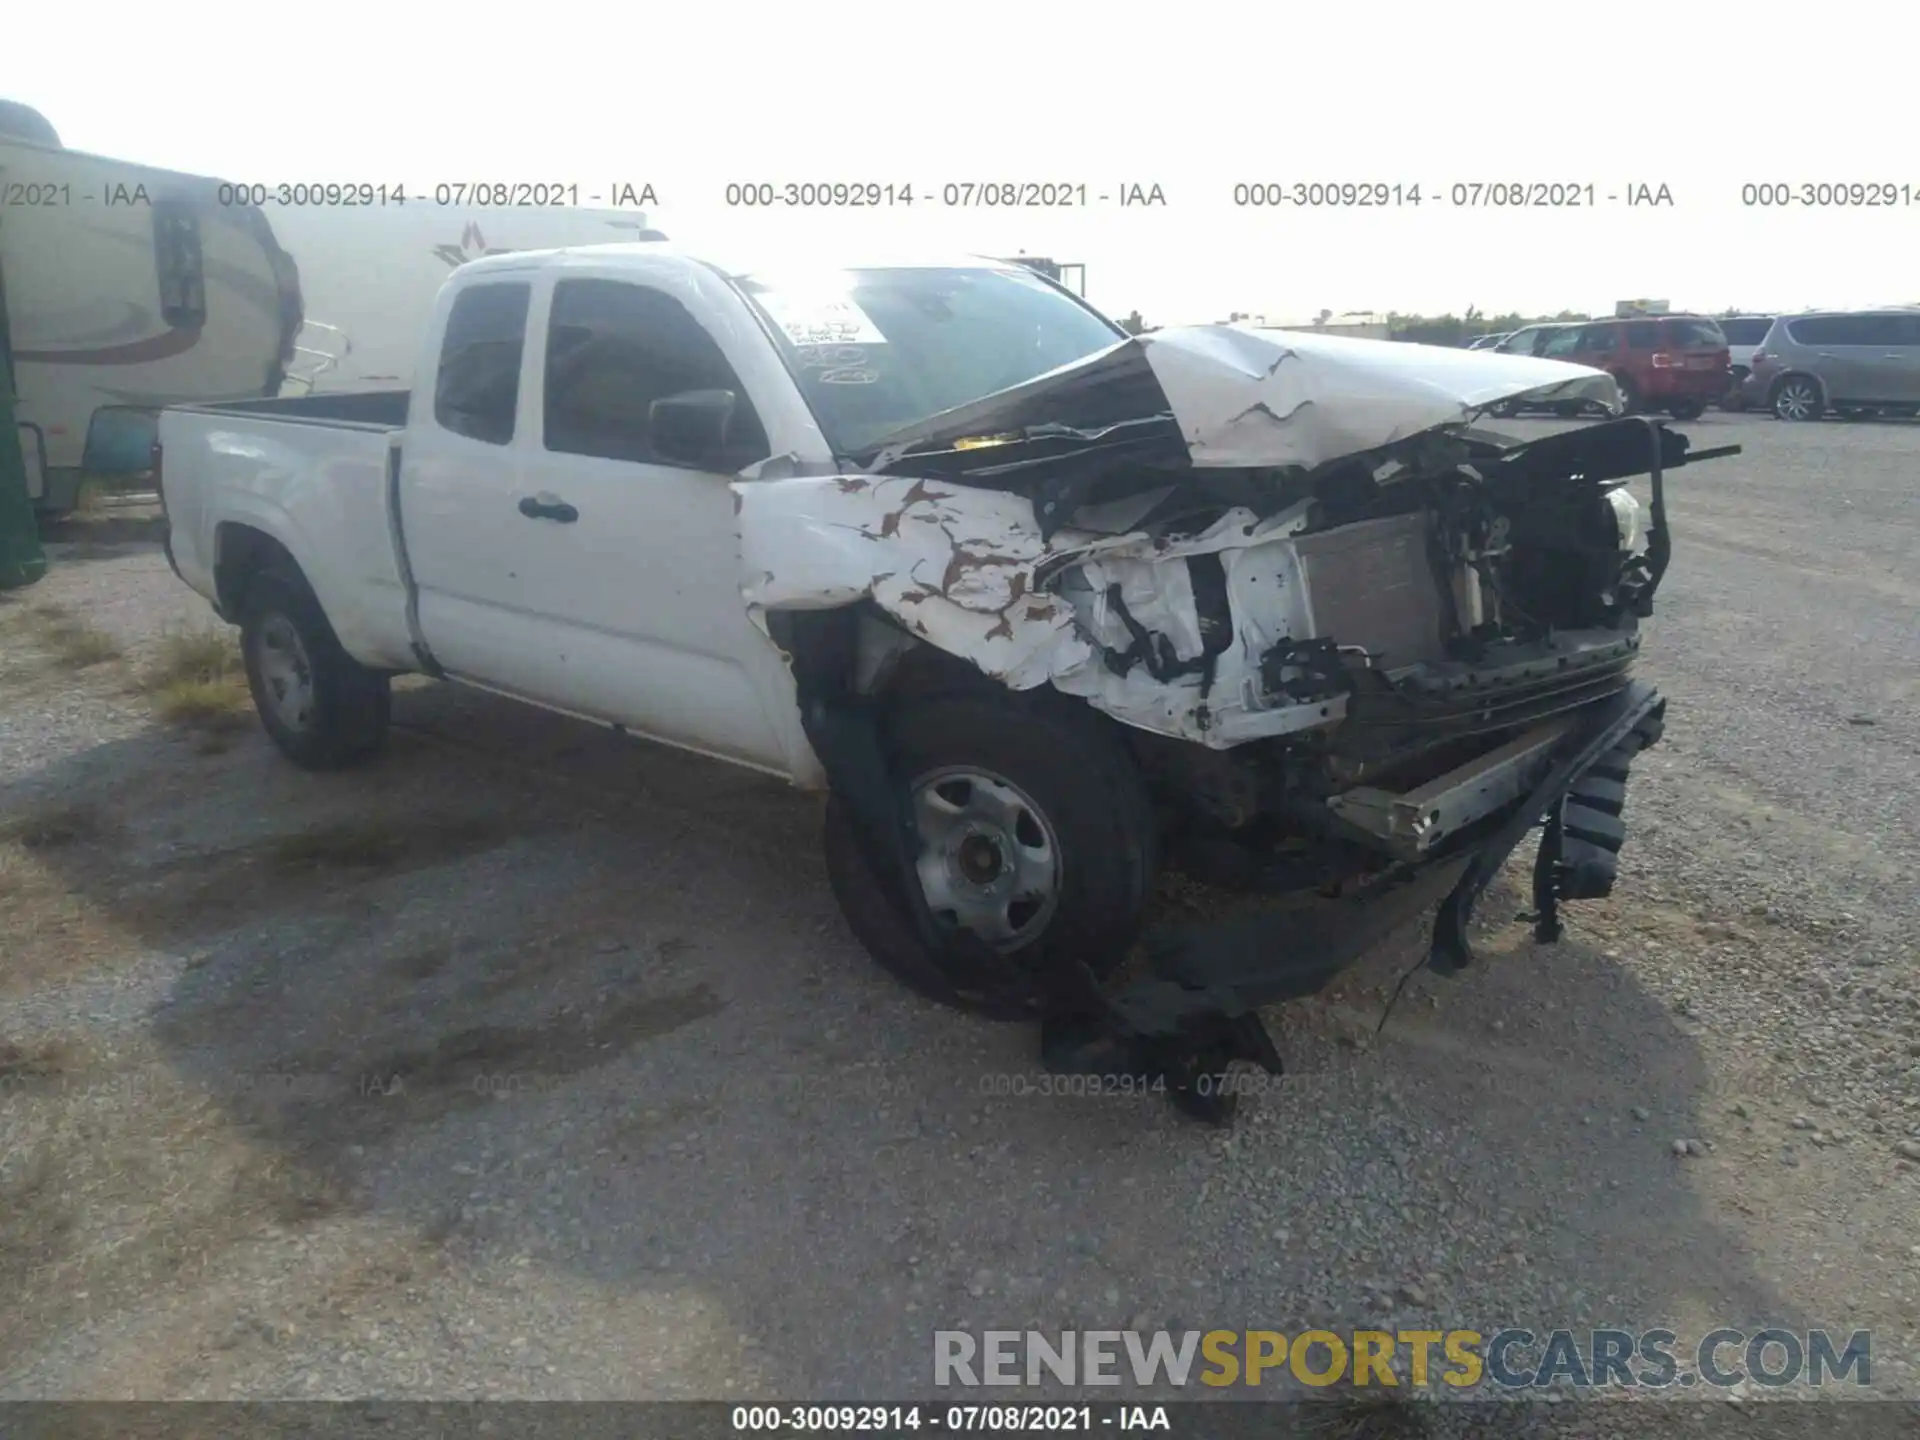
[1745,310,1920,421]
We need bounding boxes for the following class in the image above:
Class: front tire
[822,694,1158,1018]
[239,566,391,770]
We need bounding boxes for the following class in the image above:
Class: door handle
[518,494,578,523]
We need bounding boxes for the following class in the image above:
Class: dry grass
[0,1038,363,1360]
[140,626,251,732]
[0,842,132,991]
[21,603,123,670]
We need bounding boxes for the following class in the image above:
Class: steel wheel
[1773,377,1821,422]
[253,612,316,733]
[909,766,1063,950]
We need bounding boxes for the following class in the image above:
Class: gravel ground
[1,413,1917,1436]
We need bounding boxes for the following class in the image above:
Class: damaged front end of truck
[736,325,1739,1122]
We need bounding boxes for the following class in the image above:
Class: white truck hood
[865,323,1617,472]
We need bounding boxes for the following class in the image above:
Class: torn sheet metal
[864,325,1619,471]
[735,473,1346,748]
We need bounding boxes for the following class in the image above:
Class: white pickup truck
[157,242,1736,1117]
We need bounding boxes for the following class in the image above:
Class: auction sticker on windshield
[758,294,888,349]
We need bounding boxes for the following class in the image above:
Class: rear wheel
[239,566,390,770]
[1668,399,1705,421]
[822,694,1157,1018]
[1771,375,1823,422]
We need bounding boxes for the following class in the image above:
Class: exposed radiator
[1292,512,1448,669]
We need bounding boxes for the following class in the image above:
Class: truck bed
[158,397,417,673]
[177,390,410,429]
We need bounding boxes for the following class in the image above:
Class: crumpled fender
[733,470,1347,748]
[735,472,1091,688]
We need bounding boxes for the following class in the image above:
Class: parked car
[1744,310,1920,422]
[1486,325,1593,414]
[1493,323,1573,359]
[1534,316,1730,420]
[1466,333,1512,350]
[153,243,1732,1118]
[1715,316,1776,408]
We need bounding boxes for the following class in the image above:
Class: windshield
[735,265,1125,454]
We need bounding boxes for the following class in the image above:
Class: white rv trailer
[0,107,302,514]
[263,205,664,395]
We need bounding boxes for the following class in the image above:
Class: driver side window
[542,279,770,468]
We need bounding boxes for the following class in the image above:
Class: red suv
[1534,315,1731,419]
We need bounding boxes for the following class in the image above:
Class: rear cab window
[435,283,532,444]
[1662,318,1727,349]
[1623,322,1660,348]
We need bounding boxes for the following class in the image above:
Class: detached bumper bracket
[1432,679,1667,967]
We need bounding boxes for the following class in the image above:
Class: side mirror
[648,388,736,469]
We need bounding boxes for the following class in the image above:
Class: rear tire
[1668,399,1705,421]
[239,566,391,770]
[1771,375,1823,422]
[822,693,1158,1018]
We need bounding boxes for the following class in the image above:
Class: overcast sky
[10,0,1911,325]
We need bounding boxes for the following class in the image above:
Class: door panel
[399,277,542,681]
[409,270,805,775]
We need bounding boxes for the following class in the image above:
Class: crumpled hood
[867,324,1618,472]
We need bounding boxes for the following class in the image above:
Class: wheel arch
[212,522,302,620]
[1768,369,1829,407]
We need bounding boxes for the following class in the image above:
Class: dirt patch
[0,801,110,850]
[110,813,527,944]
[283,985,728,1143]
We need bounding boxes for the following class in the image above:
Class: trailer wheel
[822,694,1158,1018]
[239,565,390,770]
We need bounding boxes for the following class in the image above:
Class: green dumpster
[0,258,49,590]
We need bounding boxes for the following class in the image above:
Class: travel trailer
[0,104,302,514]
[265,205,665,396]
